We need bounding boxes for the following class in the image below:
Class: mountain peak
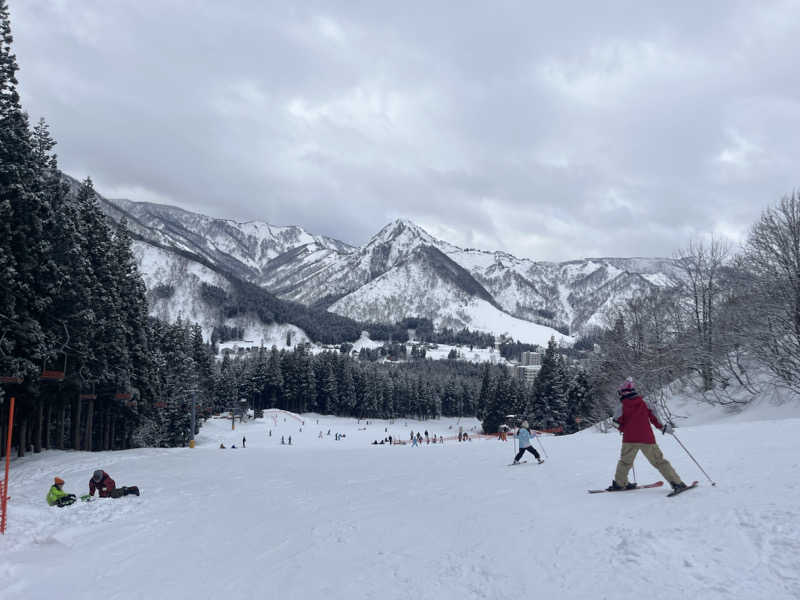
[372,218,436,247]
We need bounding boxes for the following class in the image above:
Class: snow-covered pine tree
[566,370,595,433]
[0,0,51,384]
[480,372,507,434]
[320,360,338,414]
[547,355,569,430]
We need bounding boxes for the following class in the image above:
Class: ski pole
[535,432,549,459]
[513,427,518,462]
[671,432,716,486]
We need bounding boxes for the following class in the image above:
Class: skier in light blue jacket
[514,421,544,464]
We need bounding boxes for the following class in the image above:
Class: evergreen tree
[548,356,569,430]
[567,370,596,433]
[0,0,51,379]
[264,346,283,409]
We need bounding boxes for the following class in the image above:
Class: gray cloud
[9,1,800,260]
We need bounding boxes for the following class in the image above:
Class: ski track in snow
[1,415,800,599]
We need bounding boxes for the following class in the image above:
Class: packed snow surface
[2,403,800,599]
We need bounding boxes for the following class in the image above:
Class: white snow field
[2,406,800,600]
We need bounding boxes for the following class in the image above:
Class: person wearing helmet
[47,476,77,507]
[607,378,687,493]
[89,469,140,498]
[513,421,544,464]
[89,469,116,498]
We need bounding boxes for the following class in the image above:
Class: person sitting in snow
[514,421,544,464]
[89,469,140,498]
[607,378,687,493]
[46,476,76,507]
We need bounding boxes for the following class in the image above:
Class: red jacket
[89,471,116,497]
[613,395,663,444]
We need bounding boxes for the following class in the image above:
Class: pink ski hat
[618,377,637,398]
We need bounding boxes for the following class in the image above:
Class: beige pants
[614,442,682,486]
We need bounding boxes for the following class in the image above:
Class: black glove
[662,422,674,435]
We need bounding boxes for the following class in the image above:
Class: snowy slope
[329,246,570,345]
[135,241,312,344]
[3,406,800,600]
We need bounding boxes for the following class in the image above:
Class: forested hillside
[0,2,215,456]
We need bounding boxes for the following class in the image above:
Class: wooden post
[1,396,15,534]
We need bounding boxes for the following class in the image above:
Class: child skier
[46,477,77,507]
[89,469,140,498]
[514,421,544,464]
[607,378,687,493]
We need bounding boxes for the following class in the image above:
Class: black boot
[671,481,687,493]
[625,482,638,490]
[606,480,624,491]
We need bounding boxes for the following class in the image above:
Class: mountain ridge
[74,173,681,343]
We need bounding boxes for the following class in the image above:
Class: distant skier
[46,476,76,507]
[281,436,285,445]
[288,435,292,445]
[607,378,687,493]
[242,436,246,448]
[514,421,544,464]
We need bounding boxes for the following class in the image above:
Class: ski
[588,481,663,494]
[507,460,528,466]
[667,481,699,497]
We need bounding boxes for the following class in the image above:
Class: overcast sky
[9,1,800,260]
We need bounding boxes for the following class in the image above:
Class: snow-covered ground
[2,403,800,599]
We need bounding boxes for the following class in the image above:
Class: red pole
[1,396,15,535]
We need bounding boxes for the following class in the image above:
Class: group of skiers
[47,470,140,507]
[409,430,444,446]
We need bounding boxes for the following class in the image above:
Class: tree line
[214,345,483,420]
[211,337,602,436]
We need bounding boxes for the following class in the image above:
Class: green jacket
[47,484,68,506]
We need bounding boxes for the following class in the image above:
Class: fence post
[1,396,16,535]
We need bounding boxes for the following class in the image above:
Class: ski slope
[1,407,800,599]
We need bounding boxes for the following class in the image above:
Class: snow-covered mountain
[88,180,681,343]
[259,219,682,335]
[97,194,353,283]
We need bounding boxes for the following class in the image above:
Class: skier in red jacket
[607,379,687,493]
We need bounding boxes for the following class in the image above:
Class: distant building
[514,365,540,384]
[520,351,542,366]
